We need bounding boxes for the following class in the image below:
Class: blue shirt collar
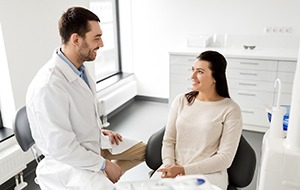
[56,47,86,77]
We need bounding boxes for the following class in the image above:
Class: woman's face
[191,59,216,93]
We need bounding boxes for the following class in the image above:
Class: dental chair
[13,106,42,163]
[13,106,42,184]
[145,127,257,190]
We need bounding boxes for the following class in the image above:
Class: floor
[5,98,264,190]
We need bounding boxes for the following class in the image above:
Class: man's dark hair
[58,7,100,44]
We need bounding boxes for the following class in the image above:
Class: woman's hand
[157,164,185,178]
[101,129,123,145]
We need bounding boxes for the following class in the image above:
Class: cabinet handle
[186,58,195,62]
[238,83,257,86]
[239,72,258,76]
[241,110,255,114]
[186,68,192,71]
[238,92,256,96]
[240,62,259,65]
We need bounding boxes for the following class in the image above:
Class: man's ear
[70,33,80,47]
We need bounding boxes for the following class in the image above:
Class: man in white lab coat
[26,7,145,190]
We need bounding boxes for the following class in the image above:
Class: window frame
[0,110,14,142]
[90,0,122,84]
[0,110,3,129]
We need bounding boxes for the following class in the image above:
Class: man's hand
[157,164,185,178]
[101,129,123,145]
[104,160,122,183]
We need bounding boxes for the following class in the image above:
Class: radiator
[97,75,137,127]
[0,137,32,185]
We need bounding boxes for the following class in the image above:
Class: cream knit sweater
[162,93,243,189]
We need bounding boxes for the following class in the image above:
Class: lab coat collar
[53,50,79,83]
[52,50,96,94]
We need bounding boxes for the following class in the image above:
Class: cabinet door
[170,55,196,66]
[170,55,195,104]
[169,83,191,104]
[278,61,297,72]
[170,73,191,85]
[230,89,274,108]
[276,60,296,105]
[228,79,274,92]
[170,64,192,75]
[230,89,273,127]
[240,106,270,126]
[279,93,292,105]
[227,68,277,82]
[227,58,278,71]
[277,72,295,83]
[274,82,293,94]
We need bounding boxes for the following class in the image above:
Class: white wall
[122,0,300,99]
[0,0,89,128]
[1,0,300,119]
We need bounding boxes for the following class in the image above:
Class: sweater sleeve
[184,103,243,174]
[161,94,183,165]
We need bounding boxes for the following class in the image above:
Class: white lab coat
[26,49,114,190]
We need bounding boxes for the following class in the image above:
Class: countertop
[169,46,298,61]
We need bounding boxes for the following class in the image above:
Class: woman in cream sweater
[158,50,243,190]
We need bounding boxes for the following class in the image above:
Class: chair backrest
[13,106,35,152]
[145,127,165,171]
[145,126,256,189]
[227,135,256,188]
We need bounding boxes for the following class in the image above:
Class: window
[0,21,15,141]
[90,0,121,82]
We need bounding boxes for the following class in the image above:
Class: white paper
[105,136,141,155]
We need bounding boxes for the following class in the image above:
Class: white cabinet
[169,52,297,132]
[276,60,297,105]
[169,54,197,104]
[226,58,278,129]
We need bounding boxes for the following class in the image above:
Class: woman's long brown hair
[185,50,230,105]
